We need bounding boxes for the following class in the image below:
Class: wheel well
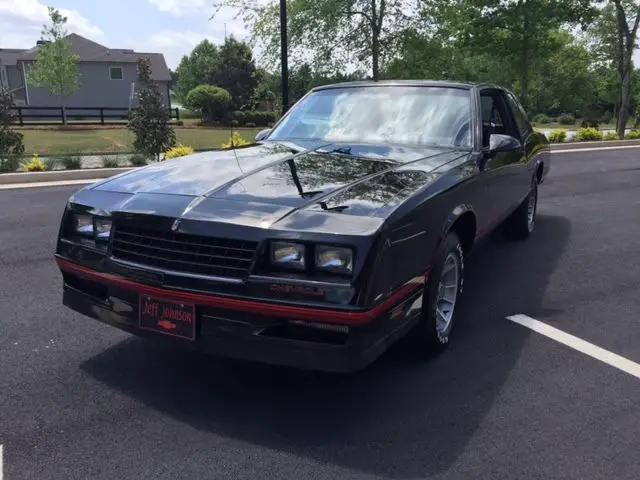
[535,162,544,184]
[449,211,476,257]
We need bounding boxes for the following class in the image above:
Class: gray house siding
[22,61,170,111]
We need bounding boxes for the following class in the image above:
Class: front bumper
[58,259,423,373]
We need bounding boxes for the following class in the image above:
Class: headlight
[271,241,305,270]
[315,245,353,274]
[69,213,112,243]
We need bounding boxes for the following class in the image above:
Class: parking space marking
[507,314,640,380]
[1,444,3,480]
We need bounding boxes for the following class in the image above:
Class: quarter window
[506,92,532,138]
[109,66,123,80]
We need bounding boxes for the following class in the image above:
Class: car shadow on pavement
[81,214,571,479]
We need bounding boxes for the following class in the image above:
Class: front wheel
[407,231,465,357]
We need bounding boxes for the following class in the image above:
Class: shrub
[547,129,567,143]
[245,122,256,128]
[173,120,184,126]
[186,85,232,123]
[0,88,25,167]
[178,108,201,119]
[575,127,603,141]
[532,114,552,124]
[164,144,194,159]
[231,110,277,127]
[0,155,21,173]
[221,132,250,149]
[129,153,149,167]
[558,114,576,125]
[101,156,120,168]
[625,130,640,139]
[60,154,82,170]
[603,132,619,141]
[24,154,47,172]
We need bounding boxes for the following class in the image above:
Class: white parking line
[507,314,640,380]
[1,444,4,480]
[0,179,101,190]
[552,145,640,153]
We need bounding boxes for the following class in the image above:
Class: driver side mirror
[255,128,271,142]
[489,134,521,154]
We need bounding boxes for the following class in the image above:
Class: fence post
[100,108,105,125]
[60,106,64,125]
[18,107,23,126]
[175,107,180,121]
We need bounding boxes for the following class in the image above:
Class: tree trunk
[520,0,532,109]
[371,0,380,81]
[617,60,631,138]
[61,102,67,125]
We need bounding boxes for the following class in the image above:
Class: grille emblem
[170,219,180,232]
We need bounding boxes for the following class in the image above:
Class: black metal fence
[9,106,181,126]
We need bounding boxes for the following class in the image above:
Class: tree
[185,85,232,122]
[609,0,640,137]
[175,40,220,103]
[420,0,599,109]
[127,58,176,162]
[26,7,81,125]
[0,88,25,173]
[217,36,258,109]
[221,0,421,81]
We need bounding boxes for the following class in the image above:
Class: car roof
[311,80,504,92]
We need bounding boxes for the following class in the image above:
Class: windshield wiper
[319,201,349,212]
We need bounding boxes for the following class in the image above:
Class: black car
[54,80,550,372]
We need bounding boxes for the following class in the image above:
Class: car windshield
[268,85,472,148]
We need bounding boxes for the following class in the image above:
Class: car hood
[78,141,467,233]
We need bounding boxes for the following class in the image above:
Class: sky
[0,0,253,70]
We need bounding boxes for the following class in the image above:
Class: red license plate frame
[138,294,196,341]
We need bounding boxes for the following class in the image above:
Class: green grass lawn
[17,127,263,155]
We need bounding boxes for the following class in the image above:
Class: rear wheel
[503,176,538,240]
[407,231,464,357]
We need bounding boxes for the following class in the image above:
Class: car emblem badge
[171,219,180,232]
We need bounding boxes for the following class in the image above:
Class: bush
[129,153,149,167]
[173,120,184,126]
[558,114,576,125]
[575,127,603,141]
[603,132,619,141]
[178,108,201,119]
[24,154,47,172]
[165,144,194,159]
[532,114,552,124]
[221,132,250,149]
[625,130,640,139]
[245,122,256,128]
[547,129,567,143]
[101,156,120,168]
[186,85,232,123]
[0,155,21,173]
[60,154,82,170]
[231,110,277,127]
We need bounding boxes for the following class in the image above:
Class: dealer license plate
[139,295,196,341]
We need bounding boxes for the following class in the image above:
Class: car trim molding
[55,257,429,326]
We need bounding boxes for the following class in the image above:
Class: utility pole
[280,0,289,115]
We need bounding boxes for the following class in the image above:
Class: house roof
[0,34,170,82]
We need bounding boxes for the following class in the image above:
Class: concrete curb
[0,167,133,185]
[549,139,640,150]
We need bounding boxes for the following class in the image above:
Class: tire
[503,176,538,241]
[406,231,465,358]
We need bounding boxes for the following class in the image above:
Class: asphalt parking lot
[1,148,639,480]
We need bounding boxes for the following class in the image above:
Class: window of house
[109,66,123,80]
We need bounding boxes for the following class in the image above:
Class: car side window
[480,91,518,147]
[505,92,532,139]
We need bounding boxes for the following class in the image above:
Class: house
[0,34,171,111]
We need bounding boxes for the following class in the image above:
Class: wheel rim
[527,183,537,228]
[436,253,459,334]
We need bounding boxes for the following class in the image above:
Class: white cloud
[147,0,209,17]
[0,0,104,49]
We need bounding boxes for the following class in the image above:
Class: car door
[477,88,527,224]
[504,90,538,198]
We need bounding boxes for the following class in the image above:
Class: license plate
[139,295,196,341]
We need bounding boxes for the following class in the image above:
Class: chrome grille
[111,224,258,279]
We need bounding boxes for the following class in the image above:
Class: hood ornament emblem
[170,219,180,232]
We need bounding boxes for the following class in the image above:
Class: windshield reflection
[269,86,472,149]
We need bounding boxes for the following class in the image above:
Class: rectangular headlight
[72,213,94,236]
[271,241,306,270]
[315,245,353,274]
[94,218,112,241]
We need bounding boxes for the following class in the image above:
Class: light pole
[279,0,289,116]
